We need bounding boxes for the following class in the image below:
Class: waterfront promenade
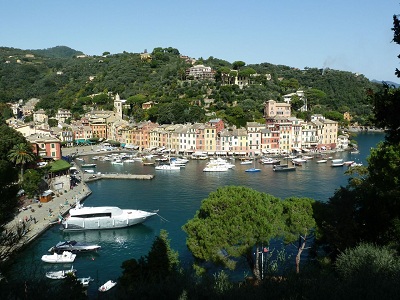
[3,176,91,258]
[1,147,95,261]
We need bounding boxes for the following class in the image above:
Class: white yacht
[203,164,229,172]
[61,202,158,231]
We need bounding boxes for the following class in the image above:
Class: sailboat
[273,155,296,172]
[155,133,181,171]
[245,158,261,172]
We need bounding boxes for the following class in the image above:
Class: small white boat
[316,159,327,163]
[240,160,252,165]
[111,159,123,165]
[203,164,229,172]
[292,158,307,163]
[84,169,95,174]
[260,158,280,165]
[302,156,313,160]
[331,159,344,167]
[343,161,355,166]
[155,163,181,170]
[45,266,76,279]
[41,251,76,263]
[78,276,94,287]
[350,162,363,167]
[98,280,117,292]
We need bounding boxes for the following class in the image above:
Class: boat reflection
[61,224,154,245]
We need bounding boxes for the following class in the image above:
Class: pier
[84,173,154,182]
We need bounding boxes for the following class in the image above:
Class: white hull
[78,276,93,286]
[155,164,180,170]
[203,165,229,172]
[62,206,157,231]
[99,280,117,292]
[41,251,76,263]
[46,267,76,279]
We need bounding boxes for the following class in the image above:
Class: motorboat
[240,160,252,165]
[98,280,117,292]
[273,164,296,172]
[155,163,181,170]
[316,159,328,163]
[78,276,94,287]
[111,159,123,165]
[302,156,313,160]
[343,160,355,166]
[292,158,307,163]
[61,202,158,231]
[203,164,229,172]
[331,159,344,167]
[81,163,96,168]
[245,168,261,172]
[45,266,76,279]
[84,169,95,174]
[48,240,101,253]
[260,157,280,165]
[41,251,76,263]
[208,157,235,169]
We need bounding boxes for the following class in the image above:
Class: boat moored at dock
[61,202,158,231]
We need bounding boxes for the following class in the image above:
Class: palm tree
[7,143,36,182]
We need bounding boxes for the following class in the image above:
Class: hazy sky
[1,1,399,83]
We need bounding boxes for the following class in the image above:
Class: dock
[84,173,154,182]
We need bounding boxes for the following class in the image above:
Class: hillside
[0,46,383,126]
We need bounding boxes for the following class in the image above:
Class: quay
[84,173,154,182]
[1,175,91,263]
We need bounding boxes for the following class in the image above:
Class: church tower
[114,93,123,119]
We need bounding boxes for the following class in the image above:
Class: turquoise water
[6,132,384,297]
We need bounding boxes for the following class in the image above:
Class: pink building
[26,134,62,160]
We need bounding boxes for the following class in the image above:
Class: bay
[6,132,384,296]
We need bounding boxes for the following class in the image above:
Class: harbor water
[5,132,384,296]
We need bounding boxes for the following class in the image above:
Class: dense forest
[0,45,382,126]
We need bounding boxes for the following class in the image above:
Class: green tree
[0,159,19,223]
[304,88,327,109]
[48,118,58,127]
[335,243,400,280]
[324,111,344,122]
[282,197,316,274]
[182,186,284,280]
[232,61,245,70]
[7,143,36,182]
[119,230,182,298]
[290,95,304,112]
[22,169,42,198]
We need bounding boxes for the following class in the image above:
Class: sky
[1,0,400,83]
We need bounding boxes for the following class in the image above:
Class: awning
[42,190,54,196]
